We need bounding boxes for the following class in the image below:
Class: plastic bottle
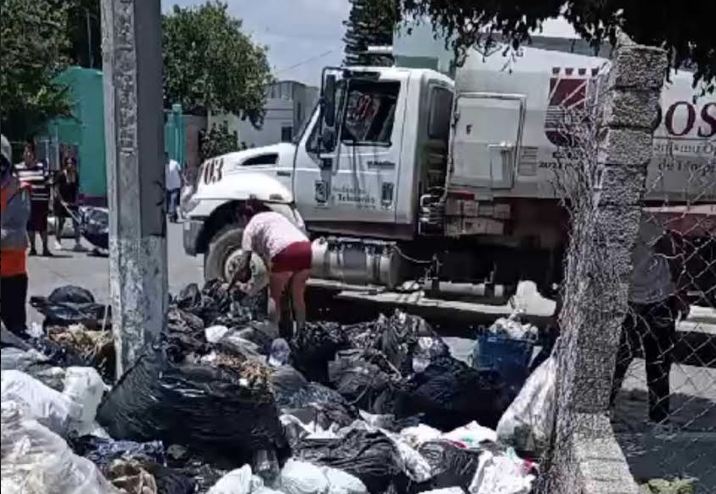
[268,338,290,367]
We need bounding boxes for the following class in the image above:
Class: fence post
[101,0,167,376]
[545,34,668,494]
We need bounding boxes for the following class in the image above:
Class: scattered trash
[70,435,166,469]
[107,459,159,494]
[380,311,447,375]
[639,478,695,494]
[468,450,535,494]
[97,344,289,465]
[442,422,498,448]
[1,370,80,435]
[207,465,261,494]
[417,440,484,490]
[1,400,120,494]
[496,355,557,455]
[291,321,346,383]
[63,366,106,435]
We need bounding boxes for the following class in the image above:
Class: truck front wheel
[204,224,246,283]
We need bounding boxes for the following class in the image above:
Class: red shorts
[271,241,312,273]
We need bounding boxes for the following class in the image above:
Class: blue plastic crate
[471,334,536,401]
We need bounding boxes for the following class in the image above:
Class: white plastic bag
[1,370,80,436]
[469,451,534,494]
[280,460,329,494]
[323,467,367,494]
[443,421,497,447]
[388,435,433,482]
[1,348,49,371]
[496,355,557,454]
[207,465,259,494]
[1,400,120,494]
[62,367,105,435]
[398,424,442,449]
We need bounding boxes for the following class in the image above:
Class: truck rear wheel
[204,224,246,283]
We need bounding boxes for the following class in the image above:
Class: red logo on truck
[544,67,599,146]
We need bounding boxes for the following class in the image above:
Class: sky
[162,1,579,87]
[164,0,352,87]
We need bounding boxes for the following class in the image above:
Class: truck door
[293,72,405,229]
[450,93,526,189]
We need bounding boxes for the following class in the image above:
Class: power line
[273,49,339,76]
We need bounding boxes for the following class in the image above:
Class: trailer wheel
[204,224,246,283]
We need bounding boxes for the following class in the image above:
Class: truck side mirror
[319,128,336,155]
[322,74,337,128]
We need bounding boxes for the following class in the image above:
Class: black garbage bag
[343,317,385,350]
[328,349,403,413]
[30,337,89,368]
[150,466,196,494]
[166,307,209,359]
[97,343,289,466]
[271,365,308,405]
[396,356,504,430]
[294,429,408,494]
[290,321,347,383]
[412,441,484,491]
[381,311,449,375]
[30,285,109,328]
[70,435,166,469]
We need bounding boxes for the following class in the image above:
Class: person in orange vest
[1,135,31,337]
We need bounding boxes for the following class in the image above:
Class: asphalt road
[27,221,716,493]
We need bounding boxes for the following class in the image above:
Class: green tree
[387,0,715,90]
[344,0,399,66]
[163,1,273,127]
[200,122,240,160]
[65,0,102,69]
[0,0,72,140]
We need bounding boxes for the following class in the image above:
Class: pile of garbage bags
[1,281,550,494]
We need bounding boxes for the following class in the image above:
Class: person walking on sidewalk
[230,209,312,335]
[15,139,52,256]
[1,135,31,337]
[611,214,690,425]
[165,153,182,223]
[53,155,84,252]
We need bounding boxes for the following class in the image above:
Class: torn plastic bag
[280,460,329,494]
[63,367,105,435]
[97,344,289,465]
[496,354,557,455]
[415,441,484,490]
[468,451,535,494]
[29,285,109,328]
[70,436,165,469]
[207,465,261,494]
[324,466,368,494]
[294,429,407,494]
[291,321,347,383]
[1,400,120,494]
[380,311,447,375]
[106,459,158,494]
[1,370,80,436]
[396,356,504,430]
[328,349,402,413]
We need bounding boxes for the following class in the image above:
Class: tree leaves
[200,122,240,160]
[1,0,72,139]
[162,1,274,127]
[389,0,715,91]
[344,0,399,66]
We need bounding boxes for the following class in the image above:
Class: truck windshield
[340,80,400,145]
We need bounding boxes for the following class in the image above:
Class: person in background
[1,135,31,337]
[230,207,312,336]
[611,214,690,425]
[53,155,84,251]
[15,139,52,256]
[165,152,182,223]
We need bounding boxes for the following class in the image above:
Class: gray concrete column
[101,0,167,375]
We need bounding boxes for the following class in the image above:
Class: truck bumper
[183,219,203,257]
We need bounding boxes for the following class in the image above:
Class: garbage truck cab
[183,47,715,303]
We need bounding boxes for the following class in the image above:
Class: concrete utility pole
[101,0,167,376]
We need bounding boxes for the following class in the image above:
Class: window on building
[428,86,453,144]
[341,80,400,146]
[281,126,293,143]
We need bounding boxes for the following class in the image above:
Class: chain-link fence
[539,35,715,494]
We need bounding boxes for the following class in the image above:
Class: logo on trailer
[544,67,599,146]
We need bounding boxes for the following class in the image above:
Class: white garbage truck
[182,45,715,303]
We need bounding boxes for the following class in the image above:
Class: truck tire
[204,224,246,283]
